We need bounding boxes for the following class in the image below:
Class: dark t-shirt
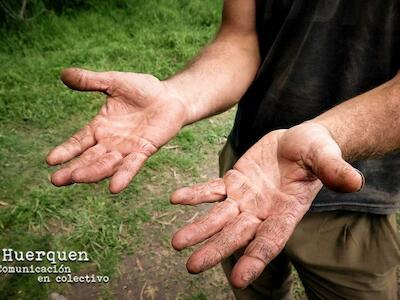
[229,0,400,214]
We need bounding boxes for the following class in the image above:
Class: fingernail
[356,169,365,192]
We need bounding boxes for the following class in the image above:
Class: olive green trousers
[219,142,400,300]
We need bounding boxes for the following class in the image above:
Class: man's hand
[171,123,363,288]
[47,0,260,193]
[47,68,187,193]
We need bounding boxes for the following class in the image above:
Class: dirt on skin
[60,133,235,299]
[112,150,235,300]
[108,135,234,299]
[58,121,307,299]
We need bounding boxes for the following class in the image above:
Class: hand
[171,122,363,288]
[47,68,188,193]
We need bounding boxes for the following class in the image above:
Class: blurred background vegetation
[0,0,86,25]
[0,0,109,24]
[0,1,239,299]
[0,1,307,299]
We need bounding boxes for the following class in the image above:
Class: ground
[0,1,307,299]
[63,112,238,300]
[48,112,305,300]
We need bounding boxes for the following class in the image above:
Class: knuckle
[103,72,118,93]
[96,158,108,169]
[246,238,277,263]
[120,154,138,173]
[109,151,123,161]
[104,71,119,86]
[212,231,237,254]
[260,236,282,257]
[238,181,251,195]
[194,212,210,227]
[138,138,157,156]
[224,169,254,198]
[254,191,268,211]
[240,212,261,226]
[224,169,238,179]
[196,247,223,272]
[208,178,224,188]
[119,163,132,174]
[282,212,298,226]
[69,135,81,146]
[223,198,240,213]
[194,184,208,198]
[255,216,294,252]
[209,201,225,214]
[193,219,209,235]
[77,71,86,88]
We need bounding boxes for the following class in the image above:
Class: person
[47,0,400,299]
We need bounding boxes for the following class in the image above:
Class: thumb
[61,68,112,94]
[312,146,364,193]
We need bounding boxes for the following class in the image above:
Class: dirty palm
[48,66,362,288]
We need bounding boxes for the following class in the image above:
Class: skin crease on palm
[47,68,363,289]
[44,0,400,291]
[170,124,363,288]
[47,68,188,194]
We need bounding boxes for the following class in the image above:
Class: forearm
[313,73,400,161]
[164,30,260,125]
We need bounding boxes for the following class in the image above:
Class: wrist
[162,78,197,126]
[309,116,352,160]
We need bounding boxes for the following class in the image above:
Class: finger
[71,151,123,183]
[186,212,261,274]
[320,159,364,192]
[50,144,107,186]
[230,213,298,288]
[47,125,95,165]
[61,68,113,93]
[313,147,364,192]
[172,198,239,251]
[170,178,226,205]
[109,152,148,194]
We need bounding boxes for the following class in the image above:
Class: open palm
[47,68,187,193]
[171,123,363,288]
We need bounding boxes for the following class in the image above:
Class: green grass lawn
[0,1,238,299]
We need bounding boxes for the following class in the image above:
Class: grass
[0,1,310,299]
[0,1,232,299]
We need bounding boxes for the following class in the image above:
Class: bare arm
[172,73,400,288]
[314,72,400,161]
[166,0,260,124]
[47,0,260,192]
